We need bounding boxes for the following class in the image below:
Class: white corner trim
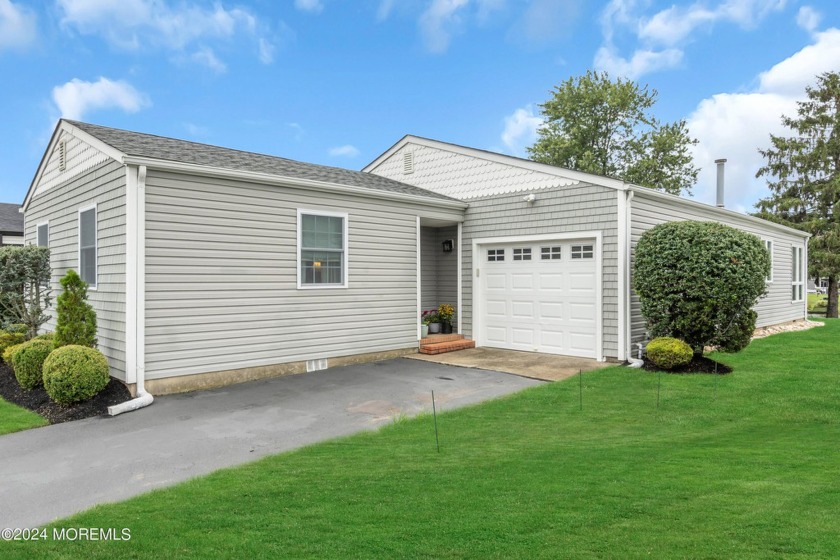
[416,216,422,340]
[457,222,463,335]
[125,165,147,385]
[296,208,350,290]
[617,190,628,362]
[77,202,98,291]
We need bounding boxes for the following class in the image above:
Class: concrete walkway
[0,359,539,528]
[407,347,613,381]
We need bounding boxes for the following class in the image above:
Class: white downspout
[109,164,153,416]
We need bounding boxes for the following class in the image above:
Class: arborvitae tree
[54,270,97,348]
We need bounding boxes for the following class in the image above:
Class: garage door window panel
[541,246,562,260]
[571,245,594,259]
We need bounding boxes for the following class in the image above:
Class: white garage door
[478,240,598,358]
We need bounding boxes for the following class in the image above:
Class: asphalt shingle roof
[67,120,459,203]
[0,202,23,234]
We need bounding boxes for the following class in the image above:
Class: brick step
[420,333,465,345]
[419,339,476,355]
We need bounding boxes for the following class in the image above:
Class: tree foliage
[0,245,52,339]
[755,71,840,318]
[528,70,699,195]
[633,221,770,354]
[54,269,97,349]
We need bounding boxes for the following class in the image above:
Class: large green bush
[633,221,770,354]
[646,337,693,370]
[42,345,110,405]
[54,269,97,349]
[11,338,53,389]
[0,331,26,363]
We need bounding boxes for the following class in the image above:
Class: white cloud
[0,0,37,51]
[594,45,683,80]
[295,0,323,14]
[328,144,360,158]
[376,0,394,21]
[501,106,543,156]
[796,6,821,33]
[597,0,786,78]
[258,38,274,64]
[190,47,226,73]
[418,0,469,54]
[52,77,150,121]
[56,0,275,67]
[686,28,840,211]
[509,0,582,45]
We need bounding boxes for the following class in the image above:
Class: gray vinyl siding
[462,183,620,359]
[419,225,458,329]
[143,170,463,379]
[23,160,127,380]
[629,191,808,344]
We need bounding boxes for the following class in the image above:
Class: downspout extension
[627,342,644,368]
[108,379,154,416]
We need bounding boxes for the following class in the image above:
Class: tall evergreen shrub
[54,270,97,349]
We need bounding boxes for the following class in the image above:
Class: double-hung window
[791,245,803,302]
[79,205,97,289]
[298,210,348,288]
[37,222,49,247]
[764,239,773,282]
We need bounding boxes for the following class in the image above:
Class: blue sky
[1,0,838,212]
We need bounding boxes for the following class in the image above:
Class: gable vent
[403,151,415,175]
[58,140,67,172]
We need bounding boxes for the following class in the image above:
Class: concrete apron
[406,347,612,381]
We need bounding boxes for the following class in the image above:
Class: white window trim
[78,203,98,291]
[791,245,803,303]
[763,238,773,283]
[296,208,349,290]
[36,221,49,247]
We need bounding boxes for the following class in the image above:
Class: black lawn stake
[432,390,440,453]
[656,369,662,409]
[579,369,583,411]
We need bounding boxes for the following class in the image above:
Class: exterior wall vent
[403,151,415,175]
[58,140,67,172]
[306,358,328,372]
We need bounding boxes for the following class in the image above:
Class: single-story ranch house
[21,120,808,396]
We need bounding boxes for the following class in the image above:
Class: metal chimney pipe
[715,158,727,208]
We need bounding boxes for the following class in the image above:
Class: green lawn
[0,397,47,435]
[4,321,840,559]
[808,292,828,312]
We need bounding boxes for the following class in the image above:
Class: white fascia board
[122,156,469,211]
[630,186,811,239]
[23,120,126,212]
[363,135,629,192]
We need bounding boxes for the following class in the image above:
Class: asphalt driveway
[0,358,539,528]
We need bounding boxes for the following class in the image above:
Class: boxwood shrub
[11,339,53,389]
[42,345,110,405]
[3,342,24,365]
[646,337,693,370]
[633,221,770,354]
[0,331,26,363]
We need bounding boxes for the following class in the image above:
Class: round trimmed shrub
[43,345,110,405]
[646,337,693,370]
[3,342,24,365]
[0,331,26,363]
[36,332,55,342]
[11,339,53,389]
[633,221,770,354]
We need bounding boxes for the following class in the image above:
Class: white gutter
[109,164,153,416]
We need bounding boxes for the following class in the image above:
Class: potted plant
[423,309,441,334]
[438,303,455,334]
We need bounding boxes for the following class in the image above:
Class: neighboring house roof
[365,134,809,239]
[23,120,466,211]
[0,202,23,234]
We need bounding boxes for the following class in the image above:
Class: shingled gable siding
[461,184,620,360]
[629,190,808,345]
[143,170,463,380]
[24,160,127,380]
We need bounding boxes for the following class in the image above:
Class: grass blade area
[0,397,47,435]
[3,321,840,558]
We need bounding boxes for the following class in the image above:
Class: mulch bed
[0,363,132,424]
[642,355,732,375]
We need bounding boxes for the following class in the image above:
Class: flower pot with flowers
[438,304,455,334]
[422,309,441,334]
